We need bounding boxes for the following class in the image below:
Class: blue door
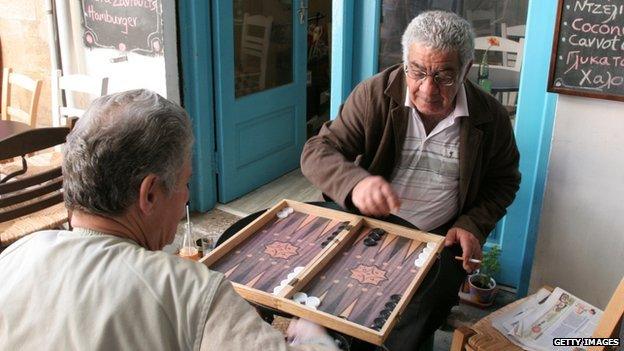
[212,0,308,203]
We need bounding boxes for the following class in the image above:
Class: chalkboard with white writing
[548,0,624,102]
[81,0,164,56]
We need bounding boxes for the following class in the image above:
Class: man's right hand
[351,176,401,217]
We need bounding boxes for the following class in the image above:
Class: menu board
[548,0,624,102]
[81,0,164,56]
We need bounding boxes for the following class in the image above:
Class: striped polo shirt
[389,84,468,231]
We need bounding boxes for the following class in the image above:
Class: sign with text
[81,0,164,56]
[548,0,624,102]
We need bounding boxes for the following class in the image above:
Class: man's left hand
[444,227,482,273]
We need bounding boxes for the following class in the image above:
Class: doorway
[178,1,332,211]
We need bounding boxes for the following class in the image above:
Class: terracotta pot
[468,274,497,306]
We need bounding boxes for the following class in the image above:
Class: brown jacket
[301,64,521,243]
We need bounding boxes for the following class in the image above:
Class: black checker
[379,308,392,319]
[373,317,386,328]
[368,232,382,241]
[384,301,397,309]
[363,238,377,246]
[390,294,402,302]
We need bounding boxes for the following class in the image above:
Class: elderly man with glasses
[301,10,520,350]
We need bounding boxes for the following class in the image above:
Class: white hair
[63,89,193,216]
[401,10,475,67]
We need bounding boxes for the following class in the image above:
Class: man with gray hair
[0,89,337,350]
[301,11,520,350]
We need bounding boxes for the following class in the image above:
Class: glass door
[212,0,308,202]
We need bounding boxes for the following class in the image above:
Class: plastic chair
[1,68,42,128]
[473,36,524,71]
[500,23,526,40]
[52,69,108,126]
[0,126,71,248]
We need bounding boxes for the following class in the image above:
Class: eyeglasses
[404,66,457,86]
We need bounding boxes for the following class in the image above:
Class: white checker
[293,266,305,274]
[305,296,321,308]
[292,292,308,304]
[277,211,288,219]
[280,279,291,286]
[414,258,425,268]
[427,242,436,249]
[286,207,294,214]
[423,247,433,255]
[287,272,297,280]
[272,285,284,295]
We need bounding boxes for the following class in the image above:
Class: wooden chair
[451,279,624,351]
[236,13,273,96]
[52,69,108,127]
[0,126,70,248]
[590,277,624,351]
[1,68,42,128]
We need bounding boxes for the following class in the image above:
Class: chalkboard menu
[548,0,624,102]
[81,0,164,56]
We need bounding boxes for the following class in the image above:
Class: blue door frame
[330,0,559,296]
[178,1,217,212]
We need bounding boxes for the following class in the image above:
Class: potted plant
[468,245,501,306]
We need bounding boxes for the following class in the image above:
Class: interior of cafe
[1,0,622,350]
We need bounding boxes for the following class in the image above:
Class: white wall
[529,94,624,308]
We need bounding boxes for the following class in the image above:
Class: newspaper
[491,287,603,351]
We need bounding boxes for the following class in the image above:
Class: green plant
[474,245,501,288]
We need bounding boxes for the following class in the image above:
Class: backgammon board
[202,200,444,345]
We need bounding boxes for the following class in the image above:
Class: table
[0,120,31,142]
[0,120,32,183]
[467,65,520,93]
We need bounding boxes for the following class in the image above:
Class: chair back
[52,69,108,126]
[474,36,525,71]
[0,127,69,224]
[590,277,624,350]
[1,68,42,128]
[240,13,273,90]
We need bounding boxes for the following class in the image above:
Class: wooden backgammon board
[202,200,444,345]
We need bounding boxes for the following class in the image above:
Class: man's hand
[445,227,482,273]
[286,318,337,349]
[351,176,401,217]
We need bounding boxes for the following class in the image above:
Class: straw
[182,204,192,249]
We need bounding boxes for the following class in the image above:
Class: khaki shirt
[0,229,335,351]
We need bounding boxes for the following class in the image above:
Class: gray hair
[401,10,475,68]
[62,89,193,216]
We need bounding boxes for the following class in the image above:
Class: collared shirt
[389,84,469,231]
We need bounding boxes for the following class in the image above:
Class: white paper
[491,287,603,351]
